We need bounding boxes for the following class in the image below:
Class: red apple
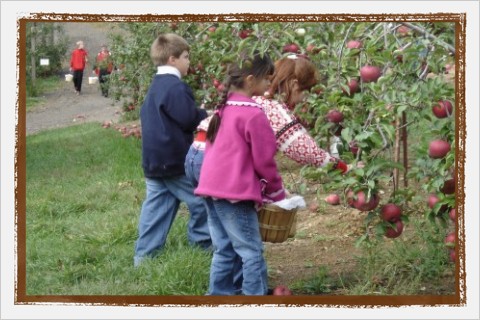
[385,220,404,238]
[282,43,300,54]
[349,141,359,155]
[326,110,344,123]
[347,190,380,211]
[238,29,252,39]
[306,43,321,54]
[208,26,216,33]
[273,285,292,295]
[432,100,453,118]
[360,65,382,83]
[342,78,360,96]
[441,178,455,195]
[449,249,456,262]
[449,208,456,221]
[380,203,402,222]
[427,194,439,209]
[346,40,362,49]
[428,140,451,159]
[213,79,221,88]
[325,194,340,205]
[397,25,411,36]
[445,232,455,248]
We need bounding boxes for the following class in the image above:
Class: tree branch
[401,22,456,55]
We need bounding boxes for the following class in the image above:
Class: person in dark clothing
[134,33,211,267]
[69,41,88,95]
[94,45,114,97]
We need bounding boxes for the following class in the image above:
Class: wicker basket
[257,204,297,243]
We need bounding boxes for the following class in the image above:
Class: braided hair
[206,51,274,143]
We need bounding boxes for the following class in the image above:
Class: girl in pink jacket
[195,52,285,295]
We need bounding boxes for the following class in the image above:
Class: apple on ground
[385,220,404,238]
[428,140,451,159]
[360,65,382,83]
[380,203,402,222]
[325,194,340,205]
[432,100,453,118]
[272,285,292,295]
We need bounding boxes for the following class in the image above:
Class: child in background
[94,44,114,97]
[194,51,286,295]
[69,40,88,95]
[134,33,211,267]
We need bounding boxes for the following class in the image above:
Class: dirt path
[26,22,123,135]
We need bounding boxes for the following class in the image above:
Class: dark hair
[206,51,274,143]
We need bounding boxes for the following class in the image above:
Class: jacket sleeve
[246,112,286,202]
[163,82,207,132]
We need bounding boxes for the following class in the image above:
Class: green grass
[26,123,211,295]
[26,76,63,111]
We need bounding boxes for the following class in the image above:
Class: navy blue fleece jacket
[140,73,207,178]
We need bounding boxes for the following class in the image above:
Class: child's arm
[247,113,286,202]
[164,83,207,131]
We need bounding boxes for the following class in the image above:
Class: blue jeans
[134,175,211,267]
[207,198,268,295]
[185,145,244,294]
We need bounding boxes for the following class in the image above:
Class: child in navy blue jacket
[134,33,211,267]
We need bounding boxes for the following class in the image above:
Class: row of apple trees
[106,20,457,257]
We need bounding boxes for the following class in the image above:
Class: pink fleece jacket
[195,93,286,205]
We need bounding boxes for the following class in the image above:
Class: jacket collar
[157,65,181,79]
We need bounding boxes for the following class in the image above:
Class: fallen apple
[325,194,340,205]
[272,285,292,295]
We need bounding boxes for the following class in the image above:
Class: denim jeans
[185,145,244,294]
[134,175,211,267]
[206,198,268,295]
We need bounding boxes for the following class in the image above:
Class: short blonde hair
[150,33,189,66]
[76,41,84,48]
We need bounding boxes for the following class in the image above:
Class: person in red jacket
[94,45,114,97]
[69,41,88,95]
